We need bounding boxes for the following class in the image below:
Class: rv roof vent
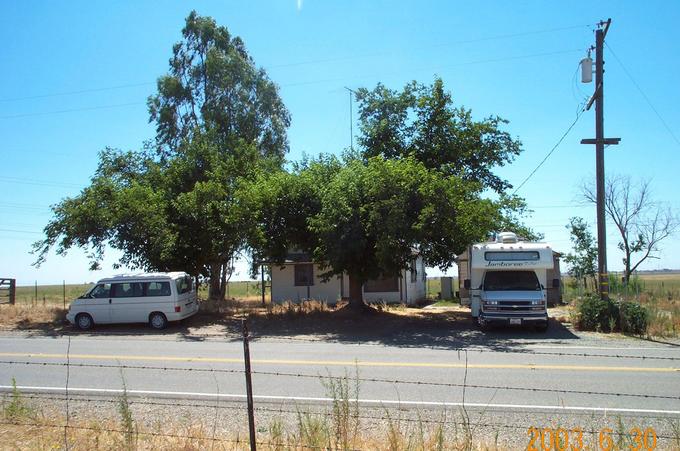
[496,231,518,244]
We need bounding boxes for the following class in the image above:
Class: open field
[13,281,267,306]
[5,271,679,337]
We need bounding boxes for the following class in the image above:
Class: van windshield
[483,271,540,291]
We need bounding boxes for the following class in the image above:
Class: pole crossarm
[580,138,621,145]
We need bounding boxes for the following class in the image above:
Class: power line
[605,42,680,148]
[0,49,581,120]
[0,228,42,234]
[0,101,145,120]
[0,82,155,103]
[512,108,586,195]
[0,176,82,189]
[0,24,591,104]
[271,24,591,69]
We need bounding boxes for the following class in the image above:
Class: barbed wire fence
[1,321,679,450]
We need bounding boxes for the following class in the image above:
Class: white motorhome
[66,272,198,330]
[459,232,555,331]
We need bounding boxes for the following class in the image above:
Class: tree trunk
[208,262,224,301]
[220,264,228,300]
[624,258,632,286]
[348,273,365,308]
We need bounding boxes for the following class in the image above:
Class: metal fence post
[63,280,66,309]
[242,318,257,451]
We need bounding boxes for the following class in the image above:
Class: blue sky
[1,1,679,285]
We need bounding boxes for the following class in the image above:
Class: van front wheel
[149,312,168,330]
[75,313,93,330]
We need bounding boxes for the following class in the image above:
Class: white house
[269,253,427,305]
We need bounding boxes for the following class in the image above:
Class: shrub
[576,295,650,335]
[576,294,619,332]
[619,301,648,335]
[3,378,35,421]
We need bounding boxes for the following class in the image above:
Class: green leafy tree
[248,156,501,307]
[34,12,289,300]
[148,11,290,160]
[355,78,522,194]
[564,217,598,292]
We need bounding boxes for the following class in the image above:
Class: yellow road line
[0,352,677,373]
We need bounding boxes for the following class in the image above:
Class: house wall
[457,249,470,302]
[271,264,342,303]
[271,256,427,305]
[546,253,562,306]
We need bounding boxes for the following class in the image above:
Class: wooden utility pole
[581,18,620,300]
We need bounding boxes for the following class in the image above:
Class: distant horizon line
[14,268,680,287]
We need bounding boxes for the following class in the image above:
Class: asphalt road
[1,330,679,416]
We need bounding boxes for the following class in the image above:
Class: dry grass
[0,380,508,451]
[0,417,507,450]
[0,304,65,329]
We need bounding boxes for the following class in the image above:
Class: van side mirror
[552,278,560,288]
[463,279,471,289]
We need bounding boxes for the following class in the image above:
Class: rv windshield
[483,271,541,291]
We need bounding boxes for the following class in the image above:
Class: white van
[66,272,199,330]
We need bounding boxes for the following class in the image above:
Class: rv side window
[484,251,540,261]
[483,271,541,291]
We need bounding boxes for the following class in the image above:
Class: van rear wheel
[149,312,168,330]
[75,313,93,330]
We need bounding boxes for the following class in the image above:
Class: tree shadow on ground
[3,302,580,352]
[246,307,580,353]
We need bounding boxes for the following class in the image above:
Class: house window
[294,264,314,286]
[364,275,399,292]
[410,259,418,283]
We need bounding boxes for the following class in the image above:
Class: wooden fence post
[10,279,15,305]
[242,318,257,451]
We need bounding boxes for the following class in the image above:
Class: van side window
[145,281,171,297]
[90,283,111,298]
[111,282,144,298]
[175,276,192,294]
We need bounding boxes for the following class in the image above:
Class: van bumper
[65,311,76,324]
[167,299,199,322]
[480,312,547,326]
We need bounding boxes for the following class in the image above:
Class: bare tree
[581,175,679,284]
